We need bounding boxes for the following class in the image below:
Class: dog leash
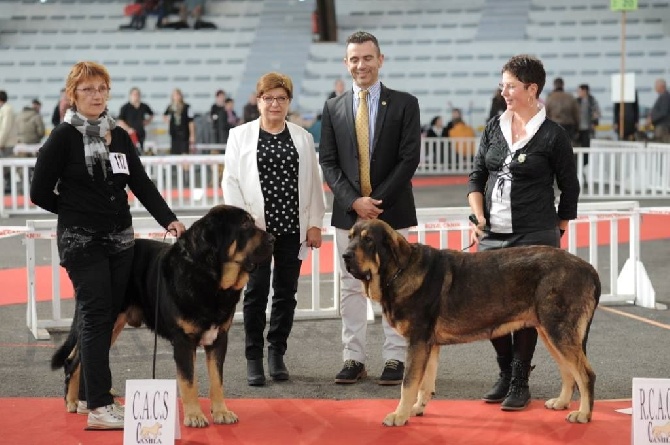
[149,230,172,379]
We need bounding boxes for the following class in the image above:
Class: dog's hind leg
[206,332,238,425]
[64,351,81,413]
[539,328,595,423]
[538,328,575,411]
[383,341,430,427]
[411,345,439,417]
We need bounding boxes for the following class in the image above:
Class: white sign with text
[124,379,181,445]
[632,378,670,444]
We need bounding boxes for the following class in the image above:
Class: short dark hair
[32,99,41,106]
[345,31,380,54]
[215,89,225,97]
[553,77,565,90]
[501,55,546,98]
[0,91,7,102]
[579,84,589,92]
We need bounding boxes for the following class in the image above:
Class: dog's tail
[582,272,602,353]
[50,311,79,370]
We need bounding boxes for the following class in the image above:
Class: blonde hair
[65,61,111,108]
[256,72,293,100]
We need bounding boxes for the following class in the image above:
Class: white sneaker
[87,403,124,430]
[78,399,124,415]
[76,400,90,415]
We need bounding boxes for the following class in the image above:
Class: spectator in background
[52,88,70,127]
[163,88,194,155]
[17,99,46,144]
[307,113,322,146]
[613,91,640,141]
[327,78,345,100]
[223,98,240,136]
[647,78,670,143]
[179,0,216,29]
[488,88,507,121]
[210,89,228,145]
[447,109,476,166]
[545,77,579,141]
[243,92,260,123]
[0,90,17,158]
[426,115,446,137]
[575,84,600,164]
[117,87,154,153]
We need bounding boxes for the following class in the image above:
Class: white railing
[5,139,670,217]
[575,140,670,199]
[5,202,665,340]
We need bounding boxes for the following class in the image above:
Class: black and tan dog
[342,219,601,427]
[51,204,274,427]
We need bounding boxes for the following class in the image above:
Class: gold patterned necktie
[355,89,372,197]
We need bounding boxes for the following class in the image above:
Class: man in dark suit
[319,31,421,386]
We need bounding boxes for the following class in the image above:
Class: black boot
[268,352,289,381]
[246,359,266,386]
[501,358,532,411]
[482,356,512,403]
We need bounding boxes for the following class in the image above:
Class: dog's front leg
[412,345,439,417]
[174,338,208,427]
[383,341,430,427]
[206,331,238,425]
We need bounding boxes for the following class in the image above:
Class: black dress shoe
[268,353,289,381]
[378,359,404,386]
[334,360,366,384]
[246,359,266,386]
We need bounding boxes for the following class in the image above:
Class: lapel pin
[381,101,387,106]
[518,154,526,163]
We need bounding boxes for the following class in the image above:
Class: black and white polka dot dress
[257,126,300,237]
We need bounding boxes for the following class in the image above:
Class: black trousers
[62,238,134,410]
[478,228,560,363]
[243,232,302,360]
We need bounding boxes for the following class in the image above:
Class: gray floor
[0,184,669,403]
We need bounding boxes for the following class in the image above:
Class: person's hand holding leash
[468,214,485,246]
[167,220,186,238]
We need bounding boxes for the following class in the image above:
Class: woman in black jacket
[30,61,186,430]
[467,54,580,412]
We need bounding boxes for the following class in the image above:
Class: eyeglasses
[260,95,289,105]
[76,86,110,97]
[498,82,528,93]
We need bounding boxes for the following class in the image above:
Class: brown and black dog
[342,219,600,427]
[51,204,274,427]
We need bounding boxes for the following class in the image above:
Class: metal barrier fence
[2,202,664,340]
[4,139,670,217]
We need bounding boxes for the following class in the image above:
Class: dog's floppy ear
[382,223,411,268]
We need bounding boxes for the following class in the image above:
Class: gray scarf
[64,109,115,179]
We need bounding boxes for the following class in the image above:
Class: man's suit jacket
[319,84,421,230]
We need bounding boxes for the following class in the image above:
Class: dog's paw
[183,411,210,428]
[566,410,591,423]
[65,400,77,413]
[544,398,570,410]
[410,402,426,417]
[212,409,238,425]
[382,412,409,427]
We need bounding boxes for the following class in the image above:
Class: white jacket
[221,119,326,242]
[0,103,18,149]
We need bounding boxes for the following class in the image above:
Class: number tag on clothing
[109,152,130,175]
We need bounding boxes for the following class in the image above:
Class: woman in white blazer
[221,72,326,386]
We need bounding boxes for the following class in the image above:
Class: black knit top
[30,123,177,232]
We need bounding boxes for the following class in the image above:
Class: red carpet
[0,398,631,445]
